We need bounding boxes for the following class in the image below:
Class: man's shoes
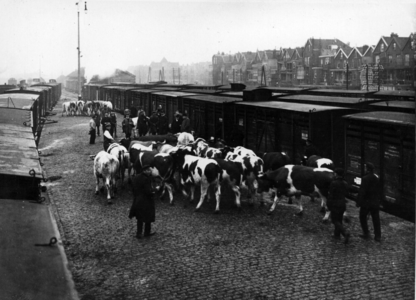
[359,234,370,240]
[374,237,381,242]
[332,235,341,240]
[144,232,156,238]
[344,233,351,244]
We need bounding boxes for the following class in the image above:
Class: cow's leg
[213,182,221,213]
[295,194,303,216]
[95,175,100,195]
[232,184,241,210]
[267,194,281,214]
[105,177,112,203]
[195,184,207,212]
[343,211,350,223]
[181,186,190,208]
[164,183,174,205]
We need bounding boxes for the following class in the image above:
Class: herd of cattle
[93,131,345,223]
[62,100,113,116]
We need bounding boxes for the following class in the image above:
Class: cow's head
[193,139,209,157]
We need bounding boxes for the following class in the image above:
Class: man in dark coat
[180,112,191,133]
[357,162,382,242]
[327,168,350,244]
[129,165,158,239]
[158,112,169,135]
[101,112,112,134]
[122,115,135,139]
[302,139,320,165]
[94,111,101,136]
[149,111,159,135]
[170,111,183,134]
[137,110,149,137]
[110,111,117,138]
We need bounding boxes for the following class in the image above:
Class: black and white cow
[306,155,334,170]
[107,143,130,186]
[169,147,222,213]
[260,152,292,203]
[257,165,334,222]
[62,101,77,116]
[193,138,222,159]
[132,150,175,204]
[213,158,244,209]
[93,151,120,204]
[225,152,264,205]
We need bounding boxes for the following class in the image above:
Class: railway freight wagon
[0,93,42,142]
[235,101,357,167]
[149,91,199,125]
[179,95,242,142]
[4,88,47,118]
[83,83,111,101]
[371,90,415,101]
[305,89,376,98]
[32,83,62,108]
[0,112,44,199]
[343,111,415,222]
[27,86,52,114]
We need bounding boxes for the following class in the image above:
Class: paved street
[40,91,415,300]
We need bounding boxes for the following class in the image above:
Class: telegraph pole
[76,1,87,99]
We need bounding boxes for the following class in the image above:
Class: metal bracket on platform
[35,237,58,247]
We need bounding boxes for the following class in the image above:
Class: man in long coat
[327,168,350,244]
[129,165,158,238]
[357,162,382,242]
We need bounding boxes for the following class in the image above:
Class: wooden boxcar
[32,83,62,107]
[0,93,41,139]
[149,91,199,125]
[235,101,357,166]
[179,95,242,141]
[0,119,44,199]
[343,111,415,222]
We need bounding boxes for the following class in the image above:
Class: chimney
[390,32,398,38]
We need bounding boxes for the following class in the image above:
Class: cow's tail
[118,150,123,180]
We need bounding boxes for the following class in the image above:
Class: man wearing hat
[327,168,350,244]
[356,162,382,242]
[129,164,159,239]
[170,110,182,135]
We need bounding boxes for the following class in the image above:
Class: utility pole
[76,1,87,100]
[346,63,349,90]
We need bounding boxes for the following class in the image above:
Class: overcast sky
[0,0,414,82]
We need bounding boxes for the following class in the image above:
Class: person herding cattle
[129,164,159,239]
[94,111,101,136]
[110,111,117,138]
[356,162,382,242]
[89,115,96,144]
[122,110,135,139]
[327,168,350,244]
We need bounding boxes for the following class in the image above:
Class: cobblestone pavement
[40,91,415,300]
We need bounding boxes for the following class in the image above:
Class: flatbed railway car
[4,88,48,117]
[235,101,358,167]
[343,111,415,222]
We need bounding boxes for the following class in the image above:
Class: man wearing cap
[170,111,182,134]
[357,162,382,242]
[129,165,159,239]
[327,168,350,244]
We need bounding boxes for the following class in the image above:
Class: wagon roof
[373,90,415,98]
[0,94,39,108]
[182,95,243,103]
[308,89,375,95]
[182,89,221,94]
[151,91,199,97]
[236,101,350,112]
[370,101,415,109]
[0,124,42,179]
[343,111,415,126]
[129,89,159,94]
[278,94,375,104]
[254,87,311,93]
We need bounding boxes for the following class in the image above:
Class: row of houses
[128,59,212,85]
[212,33,416,90]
